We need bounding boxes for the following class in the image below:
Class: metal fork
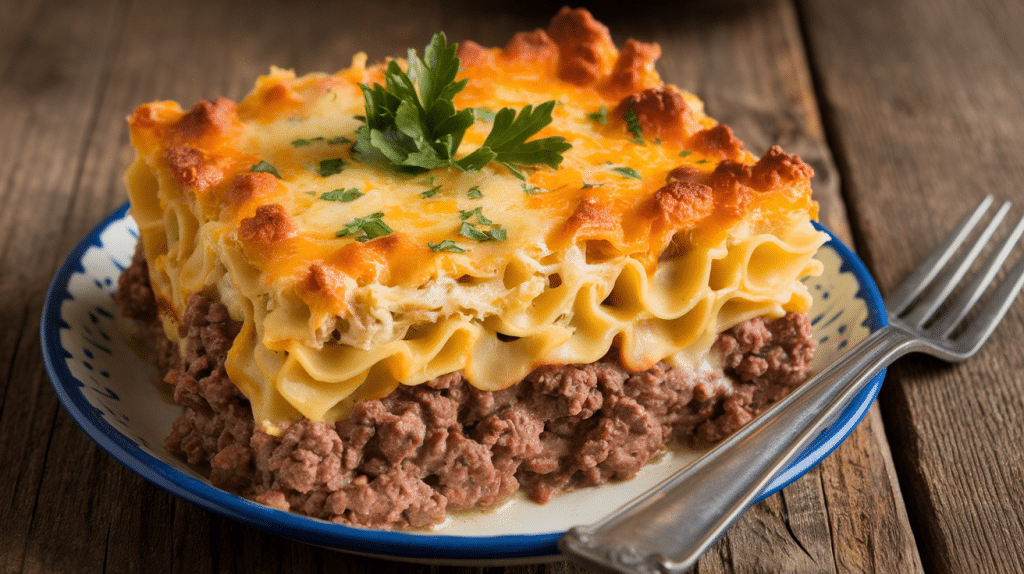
[560,196,1024,574]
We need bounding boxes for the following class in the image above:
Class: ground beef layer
[116,250,815,529]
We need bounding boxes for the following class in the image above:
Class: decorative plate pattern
[41,204,887,564]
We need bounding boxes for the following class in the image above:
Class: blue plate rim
[40,204,887,561]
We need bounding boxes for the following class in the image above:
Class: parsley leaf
[428,239,467,253]
[679,150,693,158]
[455,101,572,177]
[459,221,505,242]
[587,106,608,125]
[291,137,324,147]
[466,185,483,199]
[459,206,493,225]
[327,136,352,145]
[355,33,571,177]
[420,184,442,198]
[320,188,362,202]
[522,183,546,195]
[581,182,605,189]
[250,160,281,178]
[624,109,643,143]
[319,158,347,176]
[336,212,393,241]
[612,166,642,179]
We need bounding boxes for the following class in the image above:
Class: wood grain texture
[0,0,925,572]
[798,0,1024,571]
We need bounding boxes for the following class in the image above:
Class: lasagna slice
[118,7,827,529]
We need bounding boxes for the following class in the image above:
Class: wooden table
[4,0,1023,572]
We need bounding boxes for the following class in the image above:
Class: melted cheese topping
[125,19,826,431]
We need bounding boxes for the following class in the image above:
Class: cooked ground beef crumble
[116,247,815,529]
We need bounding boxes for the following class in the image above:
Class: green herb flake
[327,136,352,145]
[679,150,693,158]
[428,240,467,253]
[319,158,348,177]
[336,212,393,241]
[458,221,506,242]
[587,106,608,125]
[420,184,442,198]
[522,183,547,195]
[458,207,493,225]
[581,182,606,189]
[320,188,363,202]
[291,137,325,147]
[696,159,709,164]
[466,185,483,199]
[459,221,491,242]
[624,109,643,143]
[250,160,281,179]
[612,166,642,180]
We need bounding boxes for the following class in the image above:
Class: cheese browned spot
[607,39,662,98]
[651,178,715,230]
[223,172,278,213]
[562,196,621,246]
[297,263,347,313]
[749,145,815,191]
[239,204,296,247]
[616,86,700,142]
[547,6,616,86]
[502,29,558,63]
[456,40,492,68]
[164,145,223,192]
[171,97,241,142]
[688,124,746,161]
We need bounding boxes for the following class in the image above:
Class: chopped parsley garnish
[320,188,363,202]
[679,150,693,158]
[291,137,323,147]
[420,184,442,198]
[319,158,347,176]
[459,222,505,242]
[466,185,483,199]
[612,166,642,179]
[250,160,281,178]
[354,33,571,178]
[428,239,467,253]
[522,183,546,195]
[696,159,709,164]
[328,136,352,145]
[336,212,393,241]
[581,182,606,189]
[587,106,608,125]
[459,206,493,225]
[624,109,643,144]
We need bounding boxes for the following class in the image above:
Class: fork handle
[559,325,917,574]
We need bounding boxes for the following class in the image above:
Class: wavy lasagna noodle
[123,8,826,525]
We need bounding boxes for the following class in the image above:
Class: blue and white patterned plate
[41,204,887,565]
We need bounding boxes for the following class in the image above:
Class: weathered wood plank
[798,0,1024,571]
[0,0,134,572]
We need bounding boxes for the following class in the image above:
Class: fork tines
[885,195,1024,359]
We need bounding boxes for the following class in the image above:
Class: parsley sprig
[354,33,571,179]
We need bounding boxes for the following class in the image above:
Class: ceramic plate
[41,204,887,564]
